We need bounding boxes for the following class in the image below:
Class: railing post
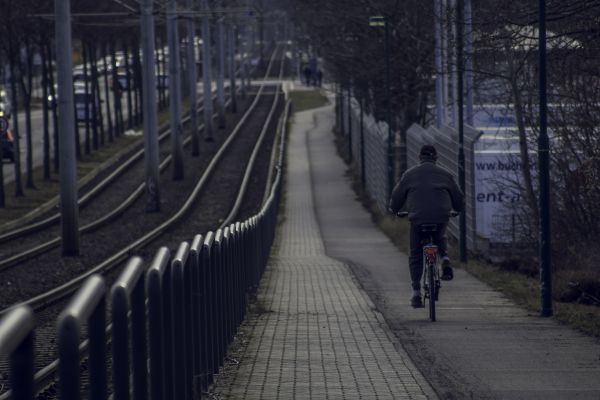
[171,242,191,400]
[57,275,106,400]
[131,267,147,400]
[112,272,131,400]
[213,229,225,368]
[211,230,223,374]
[0,306,35,400]
[222,227,232,347]
[111,257,146,400]
[253,216,260,286]
[241,221,248,294]
[147,247,171,400]
[234,222,242,327]
[190,234,204,397]
[202,232,216,385]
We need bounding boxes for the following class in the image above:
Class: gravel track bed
[0,96,216,263]
[3,79,281,398]
[0,64,285,398]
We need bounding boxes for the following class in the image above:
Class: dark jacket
[389,160,464,224]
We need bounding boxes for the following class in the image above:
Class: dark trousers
[409,223,448,290]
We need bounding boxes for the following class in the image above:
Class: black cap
[419,144,437,160]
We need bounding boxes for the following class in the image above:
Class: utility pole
[450,0,458,127]
[464,0,474,126]
[167,0,184,179]
[141,0,160,211]
[55,0,79,256]
[456,0,467,262]
[240,25,248,99]
[216,0,227,129]
[186,0,200,156]
[228,22,238,113]
[245,0,253,87]
[538,0,553,317]
[201,0,214,141]
[434,0,444,128]
[369,16,395,197]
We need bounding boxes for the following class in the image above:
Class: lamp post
[369,15,395,200]
[55,0,79,256]
[456,0,467,263]
[538,0,553,317]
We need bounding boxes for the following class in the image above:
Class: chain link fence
[338,91,391,213]
[336,92,482,252]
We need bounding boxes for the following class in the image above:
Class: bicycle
[395,211,458,321]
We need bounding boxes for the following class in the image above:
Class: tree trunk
[158,37,167,109]
[505,40,539,229]
[102,42,113,142]
[41,40,51,180]
[111,41,124,136]
[9,57,24,197]
[91,47,104,146]
[83,43,91,155]
[87,44,99,150]
[123,42,133,130]
[133,39,143,126]
[0,123,5,207]
[18,44,36,189]
[47,42,59,172]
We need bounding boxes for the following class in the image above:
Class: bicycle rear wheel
[428,263,436,321]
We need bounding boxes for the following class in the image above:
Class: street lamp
[456,0,467,263]
[369,15,395,201]
[538,0,552,317]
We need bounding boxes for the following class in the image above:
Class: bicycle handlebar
[392,211,460,218]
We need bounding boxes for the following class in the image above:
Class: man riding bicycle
[389,144,464,308]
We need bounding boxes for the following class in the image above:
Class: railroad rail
[0,46,289,400]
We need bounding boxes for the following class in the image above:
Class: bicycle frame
[422,239,441,322]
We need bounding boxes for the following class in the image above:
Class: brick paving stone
[212,108,437,399]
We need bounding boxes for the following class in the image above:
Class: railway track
[0,64,256,269]
[0,47,280,311]
[0,45,287,399]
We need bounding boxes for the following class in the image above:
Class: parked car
[74,90,101,123]
[0,89,11,119]
[1,126,15,163]
[109,67,135,91]
[157,73,169,89]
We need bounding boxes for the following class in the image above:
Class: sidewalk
[214,99,600,399]
[213,103,437,399]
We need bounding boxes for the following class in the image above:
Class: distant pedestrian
[316,70,323,87]
[303,66,312,86]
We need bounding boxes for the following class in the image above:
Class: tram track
[0,45,287,400]
[0,50,276,294]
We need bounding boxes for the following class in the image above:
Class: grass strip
[334,130,600,338]
[288,90,329,112]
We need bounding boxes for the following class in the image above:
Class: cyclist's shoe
[441,259,454,281]
[411,295,424,308]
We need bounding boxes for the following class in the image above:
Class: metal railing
[0,307,35,400]
[339,91,391,213]
[0,99,291,400]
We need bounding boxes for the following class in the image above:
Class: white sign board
[473,106,533,243]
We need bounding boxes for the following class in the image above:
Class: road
[0,77,233,186]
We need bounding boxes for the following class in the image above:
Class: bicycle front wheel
[428,264,436,321]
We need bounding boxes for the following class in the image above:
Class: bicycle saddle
[420,224,438,233]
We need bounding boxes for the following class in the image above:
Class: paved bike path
[212,103,437,398]
[308,101,600,399]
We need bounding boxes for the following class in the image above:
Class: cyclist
[389,144,464,308]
